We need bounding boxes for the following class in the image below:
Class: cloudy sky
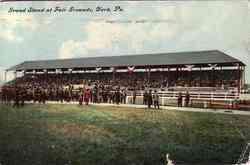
[0,1,249,83]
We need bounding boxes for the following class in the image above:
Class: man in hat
[147,89,153,109]
[177,92,183,107]
[153,90,160,109]
[84,88,91,105]
[185,91,190,107]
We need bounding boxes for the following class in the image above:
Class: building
[6,50,246,92]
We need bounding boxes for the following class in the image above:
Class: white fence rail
[125,91,239,107]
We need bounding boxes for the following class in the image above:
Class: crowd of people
[0,70,237,108]
[0,83,127,107]
[1,83,165,109]
[8,69,239,89]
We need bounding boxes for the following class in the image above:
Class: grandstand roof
[7,50,245,71]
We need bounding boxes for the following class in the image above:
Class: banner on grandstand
[110,67,116,72]
[235,63,240,67]
[185,65,194,71]
[96,67,102,72]
[208,64,217,69]
[56,69,62,74]
[68,68,73,73]
[127,66,135,74]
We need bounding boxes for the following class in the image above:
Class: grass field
[0,104,250,165]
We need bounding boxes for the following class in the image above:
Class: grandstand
[2,50,248,109]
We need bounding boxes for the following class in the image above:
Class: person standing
[92,85,98,104]
[84,88,91,105]
[147,89,153,109]
[90,89,93,103]
[132,89,136,104]
[37,87,43,103]
[20,86,26,107]
[177,92,183,107]
[185,91,190,107]
[111,91,115,104]
[143,90,148,105]
[114,89,121,105]
[13,86,20,108]
[79,91,83,105]
[107,90,112,103]
[41,88,47,104]
[121,89,127,104]
[153,90,160,109]
[59,88,64,103]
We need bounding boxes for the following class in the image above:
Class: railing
[125,90,239,108]
[126,90,239,99]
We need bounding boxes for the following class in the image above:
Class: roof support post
[188,68,191,87]
[129,70,133,86]
[243,66,246,89]
[199,67,202,87]
[240,65,244,93]
[147,66,151,84]
[176,67,179,86]
[237,63,241,94]
[241,66,245,90]
[99,69,103,81]
[14,71,17,79]
[161,67,165,87]
[4,70,7,83]
[112,67,115,81]
[98,71,100,81]
[240,66,242,91]
[43,69,47,81]
[220,66,223,88]
[167,67,170,87]
[211,68,215,87]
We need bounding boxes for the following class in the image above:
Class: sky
[0,1,249,83]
